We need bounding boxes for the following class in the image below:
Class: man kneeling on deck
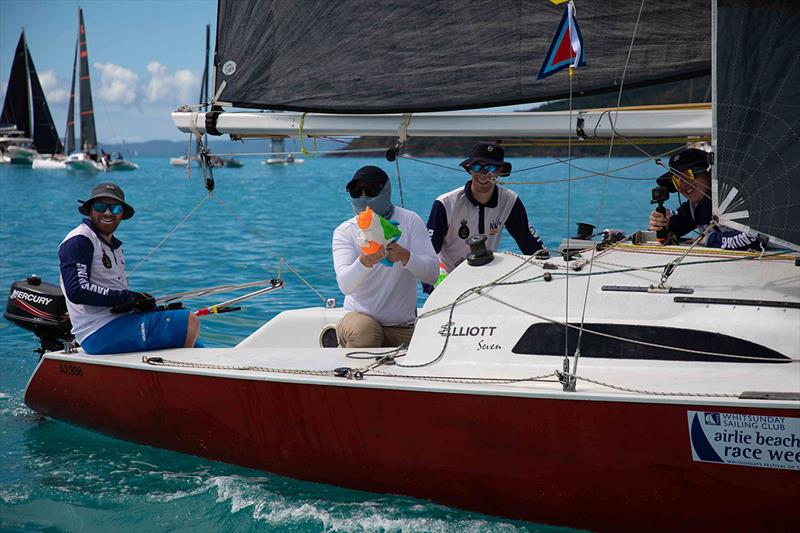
[333,166,439,347]
[58,182,200,354]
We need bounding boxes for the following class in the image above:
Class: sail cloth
[27,49,63,154]
[715,0,800,249]
[0,32,63,154]
[66,37,78,155]
[1,34,31,134]
[213,0,710,113]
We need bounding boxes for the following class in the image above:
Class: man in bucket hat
[425,142,546,287]
[649,148,760,249]
[333,166,439,347]
[58,182,200,354]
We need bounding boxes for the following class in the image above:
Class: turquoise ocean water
[0,154,662,532]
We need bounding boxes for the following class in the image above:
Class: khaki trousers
[336,311,415,348]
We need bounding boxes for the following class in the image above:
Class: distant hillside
[337,77,711,158]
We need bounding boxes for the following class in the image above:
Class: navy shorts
[81,310,191,354]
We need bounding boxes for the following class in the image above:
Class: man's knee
[185,312,200,347]
[337,312,383,348]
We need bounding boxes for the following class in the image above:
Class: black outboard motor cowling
[4,275,73,353]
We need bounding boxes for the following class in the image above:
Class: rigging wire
[570,0,647,386]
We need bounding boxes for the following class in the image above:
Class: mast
[22,30,34,140]
[65,36,78,154]
[77,8,98,152]
[0,32,32,137]
[197,23,211,154]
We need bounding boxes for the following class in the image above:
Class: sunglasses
[468,163,498,174]
[92,201,124,215]
[347,184,382,198]
[671,168,696,191]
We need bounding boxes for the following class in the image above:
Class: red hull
[25,358,799,532]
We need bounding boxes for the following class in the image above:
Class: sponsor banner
[688,410,800,470]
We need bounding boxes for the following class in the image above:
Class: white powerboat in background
[64,152,106,172]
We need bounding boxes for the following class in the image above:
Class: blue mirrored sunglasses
[92,201,124,215]
[469,163,498,174]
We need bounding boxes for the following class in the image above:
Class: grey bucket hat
[78,182,135,219]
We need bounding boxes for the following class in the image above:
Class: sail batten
[213,0,711,113]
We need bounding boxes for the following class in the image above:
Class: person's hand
[112,292,156,313]
[386,242,410,265]
[131,292,156,312]
[359,245,386,268]
[649,210,669,232]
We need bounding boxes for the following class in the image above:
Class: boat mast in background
[77,8,98,154]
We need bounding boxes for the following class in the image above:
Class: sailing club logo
[458,219,470,239]
[102,250,112,269]
[438,322,497,337]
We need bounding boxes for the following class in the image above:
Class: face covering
[350,180,394,219]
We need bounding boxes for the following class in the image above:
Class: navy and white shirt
[58,219,134,343]
[668,197,760,250]
[426,181,545,273]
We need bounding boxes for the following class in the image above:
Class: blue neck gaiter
[351,179,394,219]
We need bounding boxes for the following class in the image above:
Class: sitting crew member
[426,142,546,282]
[333,166,439,348]
[58,182,200,354]
[649,148,760,249]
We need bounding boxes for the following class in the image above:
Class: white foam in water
[205,475,526,532]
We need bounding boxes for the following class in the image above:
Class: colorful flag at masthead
[537,1,586,80]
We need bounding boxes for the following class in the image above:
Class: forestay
[714,0,800,250]
[213,0,710,113]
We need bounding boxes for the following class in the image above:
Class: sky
[1,0,217,142]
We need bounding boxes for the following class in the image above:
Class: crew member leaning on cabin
[425,142,546,292]
[649,148,760,250]
[58,182,200,354]
[333,166,439,348]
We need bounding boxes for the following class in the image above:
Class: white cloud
[145,61,198,104]
[38,69,69,104]
[94,62,139,105]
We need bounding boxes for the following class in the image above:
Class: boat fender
[466,235,493,266]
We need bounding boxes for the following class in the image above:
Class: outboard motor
[4,275,73,354]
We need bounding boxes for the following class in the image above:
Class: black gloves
[111,292,156,314]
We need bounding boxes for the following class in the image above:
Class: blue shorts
[81,310,191,354]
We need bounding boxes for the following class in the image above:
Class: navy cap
[657,148,712,190]
[346,165,389,190]
[459,142,512,176]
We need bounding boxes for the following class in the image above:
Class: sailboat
[7,1,799,531]
[171,24,242,169]
[262,137,304,165]
[63,8,137,172]
[0,30,63,165]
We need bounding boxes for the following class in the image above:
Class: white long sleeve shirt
[333,206,439,326]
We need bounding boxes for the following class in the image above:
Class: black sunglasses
[347,184,382,198]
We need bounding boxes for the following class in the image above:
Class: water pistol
[356,207,402,266]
